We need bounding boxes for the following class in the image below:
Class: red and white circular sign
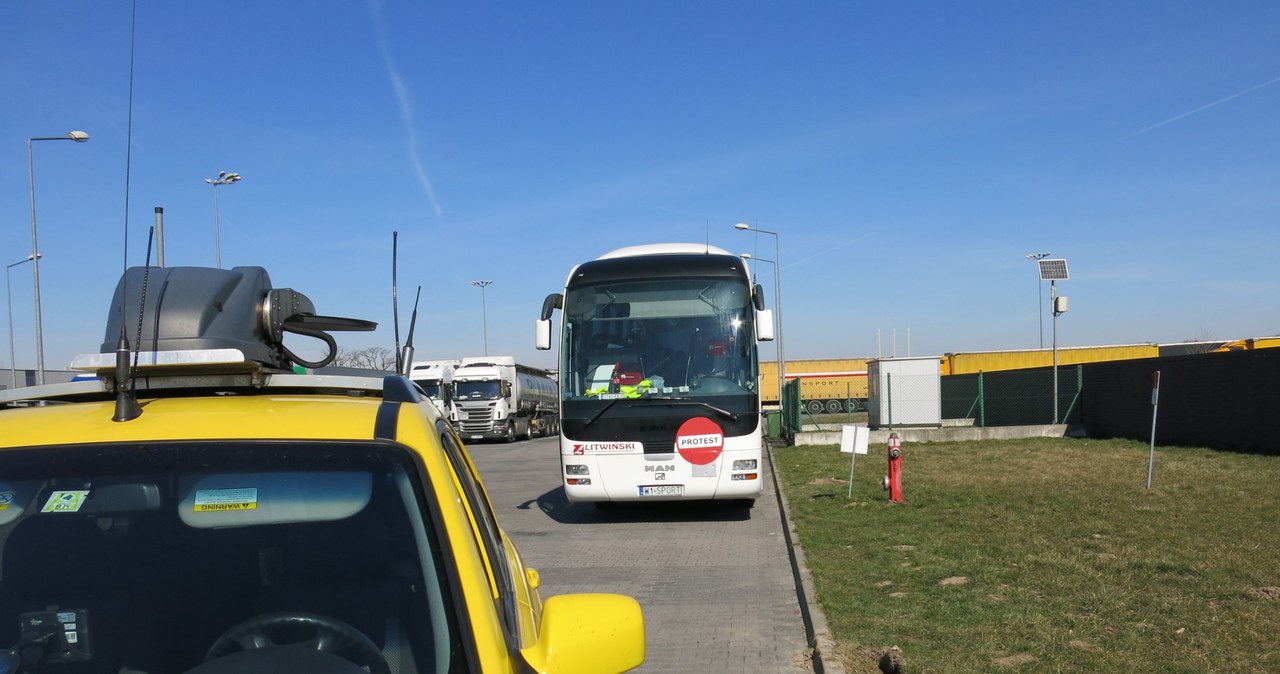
[675,416,724,465]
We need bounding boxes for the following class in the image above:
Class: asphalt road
[466,435,817,673]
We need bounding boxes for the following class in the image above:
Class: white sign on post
[841,425,869,499]
[840,425,869,454]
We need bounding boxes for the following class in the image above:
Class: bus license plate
[639,485,684,497]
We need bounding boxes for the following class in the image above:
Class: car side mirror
[520,593,645,674]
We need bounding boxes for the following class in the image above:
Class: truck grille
[458,405,495,434]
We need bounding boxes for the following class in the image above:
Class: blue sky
[2,1,1277,373]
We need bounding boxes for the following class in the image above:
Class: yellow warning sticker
[42,491,90,513]
[0,491,14,511]
[193,488,258,512]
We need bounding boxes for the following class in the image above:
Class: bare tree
[332,346,397,371]
[1178,327,1224,355]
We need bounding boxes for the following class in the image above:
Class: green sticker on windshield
[41,490,90,513]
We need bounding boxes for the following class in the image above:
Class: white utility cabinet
[868,356,942,429]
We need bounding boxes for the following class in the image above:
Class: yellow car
[0,265,644,674]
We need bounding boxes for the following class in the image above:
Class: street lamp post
[6,255,40,390]
[735,223,785,409]
[470,280,493,356]
[204,171,242,269]
[28,130,90,386]
[1025,252,1051,348]
[740,252,782,402]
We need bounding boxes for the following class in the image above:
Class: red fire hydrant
[883,432,903,502]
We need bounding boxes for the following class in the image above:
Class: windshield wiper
[644,397,738,421]
[583,396,739,427]
[584,397,624,427]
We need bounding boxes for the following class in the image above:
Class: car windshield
[0,441,460,674]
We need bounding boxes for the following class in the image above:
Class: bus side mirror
[536,293,562,350]
[756,309,774,342]
[752,283,767,311]
[536,319,552,350]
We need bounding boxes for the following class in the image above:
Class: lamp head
[68,130,90,142]
[734,223,750,231]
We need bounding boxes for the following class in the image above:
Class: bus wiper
[587,290,618,320]
[584,397,624,427]
[644,397,738,421]
[584,397,738,425]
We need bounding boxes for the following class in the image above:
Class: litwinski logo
[572,442,643,455]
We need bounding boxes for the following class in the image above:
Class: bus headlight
[564,464,590,475]
[732,459,757,471]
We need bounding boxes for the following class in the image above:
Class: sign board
[676,417,724,465]
[840,425,869,455]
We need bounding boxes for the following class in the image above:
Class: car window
[434,423,521,646]
[0,441,464,674]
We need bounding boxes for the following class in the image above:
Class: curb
[768,442,848,674]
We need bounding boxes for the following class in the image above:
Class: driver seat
[611,361,644,387]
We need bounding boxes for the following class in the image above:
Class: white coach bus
[536,243,774,505]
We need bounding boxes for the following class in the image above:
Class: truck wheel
[505,421,516,443]
[825,399,843,414]
[805,400,824,415]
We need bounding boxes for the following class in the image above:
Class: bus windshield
[560,276,759,402]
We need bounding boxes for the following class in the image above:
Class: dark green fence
[941,365,1083,426]
[781,378,803,441]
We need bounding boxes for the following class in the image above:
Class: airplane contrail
[367,0,443,217]
[1120,74,1280,140]
[784,238,860,268]
[1058,74,1280,165]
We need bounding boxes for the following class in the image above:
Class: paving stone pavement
[468,435,822,673]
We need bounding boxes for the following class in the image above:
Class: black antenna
[121,0,137,273]
[400,286,422,376]
[112,0,142,423]
[392,231,403,374]
[113,227,152,422]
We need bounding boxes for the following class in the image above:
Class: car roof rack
[0,349,412,407]
[0,265,424,411]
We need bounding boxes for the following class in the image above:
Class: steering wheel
[691,376,743,394]
[204,612,390,674]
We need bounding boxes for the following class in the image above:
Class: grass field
[774,437,1280,673]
